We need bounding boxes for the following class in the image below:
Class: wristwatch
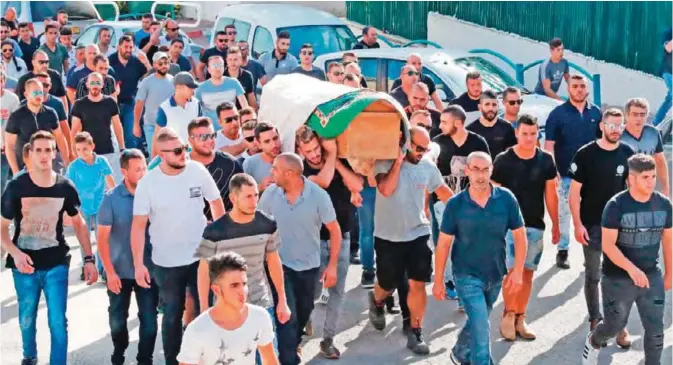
[83,255,96,264]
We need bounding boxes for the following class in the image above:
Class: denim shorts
[505,227,545,271]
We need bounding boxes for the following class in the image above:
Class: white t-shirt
[0,90,20,150]
[134,160,220,267]
[215,130,244,156]
[177,304,274,365]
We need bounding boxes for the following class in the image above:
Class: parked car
[315,48,562,134]
[0,1,102,40]
[210,4,357,59]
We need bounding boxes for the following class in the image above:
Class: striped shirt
[196,211,279,308]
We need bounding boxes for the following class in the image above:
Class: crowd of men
[0,9,671,365]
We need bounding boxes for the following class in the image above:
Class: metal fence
[346,1,672,76]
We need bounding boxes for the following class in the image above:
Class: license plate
[71,26,80,34]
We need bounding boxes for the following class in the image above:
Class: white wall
[428,12,666,109]
[185,1,346,22]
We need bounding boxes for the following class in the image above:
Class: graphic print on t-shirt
[619,210,667,248]
[18,197,63,250]
[447,155,468,192]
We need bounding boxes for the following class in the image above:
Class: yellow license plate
[71,26,80,34]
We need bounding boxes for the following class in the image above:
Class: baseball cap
[152,51,169,64]
[174,71,199,89]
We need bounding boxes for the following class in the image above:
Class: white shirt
[215,130,244,156]
[133,160,220,267]
[177,304,274,365]
[1,58,27,80]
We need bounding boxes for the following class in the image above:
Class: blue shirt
[65,155,113,216]
[258,178,336,271]
[534,58,569,94]
[134,29,151,47]
[258,51,298,81]
[544,100,602,177]
[242,59,266,87]
[441,185,524,283]
[173,55,192,72]
[66,65,117,90]
[108,53,148,103]
[98,182,152,279]
[194,78,244,129]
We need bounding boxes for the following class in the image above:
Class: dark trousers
[276,266,319,365]
[108,278,159,365]
[153,261,199,365]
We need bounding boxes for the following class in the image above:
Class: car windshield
[432,55,527,94]
[278,25,356,57]
[28,1,98,20]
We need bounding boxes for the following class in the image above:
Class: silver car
[1,1,102,40]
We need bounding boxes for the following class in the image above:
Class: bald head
[276,152,304,175]
[407,53,423,71]
[409,125,430,145]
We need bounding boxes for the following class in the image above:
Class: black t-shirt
[200,46,229,79]
[492,148,557,229]
[602,191,672,277]
[223,68,255,109]
[353,40,380,50]
[405,106,441,138]
[1,173,81,270]
[16,70,66,100]
[139,37,159,65]
[450,92,480,113]
[18,37,40,71]
[203,151,243,219]
[433,131,490,192]
[390,87,409,108]
[569,141,635,228]
[391,73,437,95]
[303,159,353,240]
[5,104,59,169]
[467,118,517,158]
[71,96,120,154]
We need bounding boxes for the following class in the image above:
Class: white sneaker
[581,332,600,365]
[317,288,330,305]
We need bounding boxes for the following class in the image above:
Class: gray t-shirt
[374,158,443,242]
[196,211,279,308]
[291,66,326,81]
[534,58,569,94]
[242,154,273,184]
[136,73,175,127]
[258,178,336,271]
[620,125,664,156]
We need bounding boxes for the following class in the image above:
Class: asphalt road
[1,228,671,365]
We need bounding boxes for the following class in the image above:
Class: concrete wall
[185,1,346,21]
[427,12,667,109]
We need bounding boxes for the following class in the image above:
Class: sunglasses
[411,143,429,154]
[37,60,49,65]
[167,27,180,31]
[191,133,217,141]
[507,99,524,106]
[210,63,224,69]
[227,31,237,36]
[156,61,168,66]
[88,80,102,87]
[42,83,51,88]
[239,46,248,51]
[244,136,255,143]
[224,115,240,123]
[604,123,625,132]
[301,51,314,56]
[405,71,419,76]
[1,48,13,53]
[161,144,189,155]
[30,90,44,98]
[216,38,227,43]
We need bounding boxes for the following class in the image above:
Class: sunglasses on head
[507,99,524,106]
[191,133,217,141]
[224,115,240,123]
[37,60,49,65]
[405,71,419,76]
[161,144,189,155]
[244,136,255,143]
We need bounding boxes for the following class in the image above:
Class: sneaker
[21,358,37,365]
[457,298,465,313]
[319,337,341,359]
[361,270,375,289]
[402,317,411,335]
[350,251,361,265]
[406,328,430,355]
[556,250,570,269]
[445,280,458,300]
[317,288,330,305]
[449,352,463,365]
[305,319,314,337]
[385,295,400,314]
[368,290,386,331]
[581,332,600,365]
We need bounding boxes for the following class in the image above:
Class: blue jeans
[452,274,502,365]
[144,124,156,156]
[82,214,104,274]
[12,264,69,364]
[120,101,141,149]
[316,234,351,339]
[505,227,545,271]
[1,153,9,197]
[557,176,572,251]
[108,278,159,364]
[432,199,453,283]
[153,261,199,365]
[358,185,376,271]
[276,266,319,365]
[653,73,672,126]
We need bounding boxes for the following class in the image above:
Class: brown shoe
[515,314,536,340]
[616,329,632,349]
[500,311,516,341]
